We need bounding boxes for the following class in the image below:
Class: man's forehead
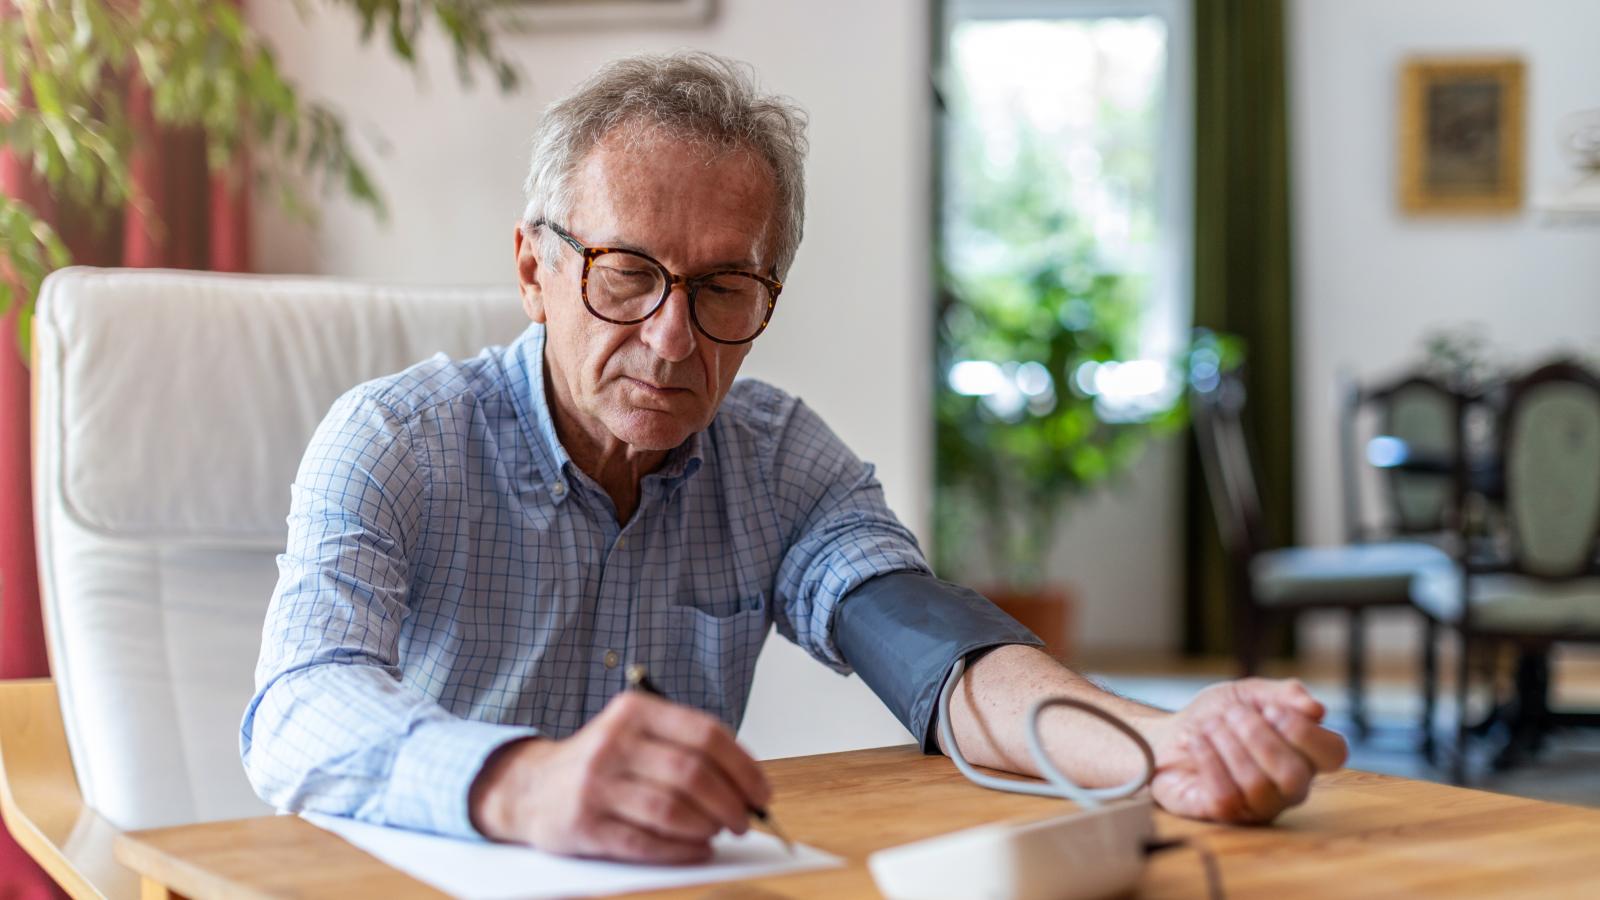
[573,130,776,211]
[568,129,779,268]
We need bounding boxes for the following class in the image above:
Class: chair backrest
[32,267,528,830]
[1340,373,1464,540]
[1190,368,1268,564]
[1497,359,1600,580]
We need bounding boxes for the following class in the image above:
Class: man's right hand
[468,692,771,863]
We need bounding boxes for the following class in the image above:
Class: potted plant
[932,244,1191,659]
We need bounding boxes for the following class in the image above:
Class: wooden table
[117,745,1600,899]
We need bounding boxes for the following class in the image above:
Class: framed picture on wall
[1399,56,1525,214]
[503,0,716,31]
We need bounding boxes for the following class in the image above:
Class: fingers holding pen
[631,693,772,810]
[626,734,753,835]
[605,774,725,843]
[578,814,714,865]
[468,688,777,863]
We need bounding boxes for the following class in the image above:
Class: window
[938,0,1193,421]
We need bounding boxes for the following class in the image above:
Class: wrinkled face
[516,130,780,454]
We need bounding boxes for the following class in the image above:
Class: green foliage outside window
[0,0,521,357]
[933,260,1190,589]
[934,20,1194,590]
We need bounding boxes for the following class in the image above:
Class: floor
[1083,649,1600,809]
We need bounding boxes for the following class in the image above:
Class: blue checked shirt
[241,323,930,839]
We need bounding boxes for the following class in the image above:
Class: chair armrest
[0,678,137,900]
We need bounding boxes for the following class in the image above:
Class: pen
[625,664,795,854]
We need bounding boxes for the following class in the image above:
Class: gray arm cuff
[834,571,1045,754]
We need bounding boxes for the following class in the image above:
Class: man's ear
[514,224,547,324]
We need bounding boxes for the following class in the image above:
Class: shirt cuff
[833,571,1044,753]
[384,717,540,839]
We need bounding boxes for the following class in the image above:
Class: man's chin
[606,408,701,453]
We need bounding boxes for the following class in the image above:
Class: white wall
[955,440,1183,654]
[248,0,933,755]
[1289,0,1600,654]
[1048,440,1182,652]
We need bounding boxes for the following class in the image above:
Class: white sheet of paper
[303,813,842,900]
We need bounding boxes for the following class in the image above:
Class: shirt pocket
[648,594,771,731]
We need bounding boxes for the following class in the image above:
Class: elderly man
[241,51,1346,863]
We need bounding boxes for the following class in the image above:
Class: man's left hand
[1149,678,1349,824]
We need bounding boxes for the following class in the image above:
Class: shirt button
[616,536,627,549]
[603,649,619,669]
[550,482,567,498]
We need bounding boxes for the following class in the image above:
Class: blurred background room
[2,1,1599,895]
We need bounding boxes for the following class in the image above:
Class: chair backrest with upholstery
[1497,359,1600,580]
[1340,373,1465,541]
[32,267,528,831]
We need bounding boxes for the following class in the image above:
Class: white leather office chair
[4,267,527,897]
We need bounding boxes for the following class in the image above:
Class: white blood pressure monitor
[867,658,1160,900]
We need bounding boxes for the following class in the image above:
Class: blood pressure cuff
[834,571,1045,754]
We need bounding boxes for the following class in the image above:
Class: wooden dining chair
[1412,359,1600,782]
[1337,371,1472,756]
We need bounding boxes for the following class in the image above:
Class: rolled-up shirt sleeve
[239,389,536,840]
[768,398,933,672]
[760,396,1042,749]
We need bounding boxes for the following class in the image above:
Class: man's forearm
[242,661,536,839]
[942,644,1176,788]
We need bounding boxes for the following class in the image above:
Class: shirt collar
[649,430,704,491]
[505,323,705,505]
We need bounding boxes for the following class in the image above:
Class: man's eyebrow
[594,236,761,272]
[591,235,650,254]
[703,257,764,272]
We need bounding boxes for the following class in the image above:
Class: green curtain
[1184,0,1296,656]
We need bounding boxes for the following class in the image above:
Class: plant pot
[981,584,1076,663]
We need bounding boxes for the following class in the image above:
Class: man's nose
[639,283,697,362]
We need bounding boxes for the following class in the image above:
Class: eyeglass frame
[531,220,783,345]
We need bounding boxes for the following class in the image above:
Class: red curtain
[0,19,250,897]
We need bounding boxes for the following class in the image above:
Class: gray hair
[521,51,809,278]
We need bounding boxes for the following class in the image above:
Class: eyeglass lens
[587,251,771,343]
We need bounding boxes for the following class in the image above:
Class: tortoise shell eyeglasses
[533,220,782,345]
